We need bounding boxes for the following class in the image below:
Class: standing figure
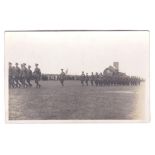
[59,69,65,86]
[85,73,89,86]
[14,63,21,88]
[27,65,33,87]
[12,66,16,88]
[33,63,41,88]
[21,63,28,88]
[8,62,13,88]
[90,72,94,86]
[99,73,103,86]
[80,71,85,86]
[95,72,99,86]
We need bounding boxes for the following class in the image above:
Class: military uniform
[90,73,95,86]
[21,63,28,88]
[15,63,21,87]
[80,72,85,86]
[9,62,13,88]
[59,69,65,86]
[33,64,41,88]
[85,73,89,86]
[27,65,33,87]
[94,73,99,86]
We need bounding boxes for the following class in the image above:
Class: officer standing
[59,69,66,86]
[27,65,33,87]
[33,63,41,88]
[80,71,85,86]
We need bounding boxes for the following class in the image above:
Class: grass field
[9,80,146,120]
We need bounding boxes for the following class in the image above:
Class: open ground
[8,80,146,120]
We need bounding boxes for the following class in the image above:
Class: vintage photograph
[5,30,149,122]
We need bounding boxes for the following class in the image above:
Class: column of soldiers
[9,62,41,88]
[80,72,142,87]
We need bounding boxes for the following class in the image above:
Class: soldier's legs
[15,77,21,88]
[9,76,14,88]
[35,79,40,88]
[27,78,32,87]
[81,80,84,86]
[60,79,64,86]
[85,80,88,86]
[91,80,93,86]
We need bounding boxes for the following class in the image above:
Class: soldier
[94,72,99,86]
[12,66,16,88]
[27,65,33,87]
[9,62,13,88]
[85,73,89,86]
[80,71,85,86]
[21,63,29,88]
[99,73,103,86]
[19,64,24,87]
[33,63,41,88]
[14,63,21,88]
[90,72,95,86]
[59,69,65,86]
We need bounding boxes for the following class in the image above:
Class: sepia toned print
[5,30,150,122]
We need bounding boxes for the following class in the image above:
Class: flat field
[8,80,146,120]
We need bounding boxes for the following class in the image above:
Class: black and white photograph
[5,30,149,122]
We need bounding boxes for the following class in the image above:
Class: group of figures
[9,62,41,88]
[79,72,142,87]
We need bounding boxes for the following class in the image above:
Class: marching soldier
[99,73,103,86]
[90,72,95,86]
[27,65,33,87]
[59,69,65,86]
[9,62,13,88]
[14,63,21,88]
[12,66,16,88]
[22,63,29,88]
[80,71,85,86]
[85,73,89,86]
[94,72,99,86]
[33,63,41,88]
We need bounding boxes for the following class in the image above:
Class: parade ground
[8,80,146,120]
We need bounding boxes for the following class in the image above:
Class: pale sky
[5,31,149,78]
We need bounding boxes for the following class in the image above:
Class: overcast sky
[5,31,149,78]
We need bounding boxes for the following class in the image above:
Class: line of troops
[58,70,143,87]
[79,72,142,87]
[9,63,143,88]
[9,62,41,88]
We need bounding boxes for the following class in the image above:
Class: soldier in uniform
[19,64,24,87]
[27,65,33,87]
[59,69,65,86]
[85,73,89,86]
[21,63,29,88]
[12,66,16,88]
[99,73,103,86]
[80,71,85,86]
[90,72,95,86]
[33,63,41,88]
[14,63,21,88]
[94,72,99,86]
[9,62,13,88]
